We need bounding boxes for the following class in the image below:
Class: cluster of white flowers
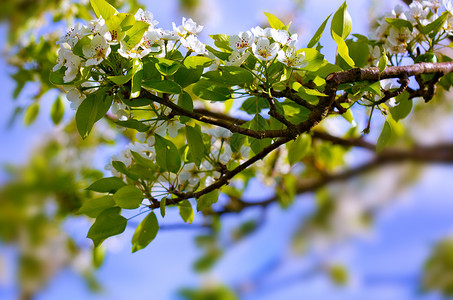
[373,0,453,55]
[226,26,307,68]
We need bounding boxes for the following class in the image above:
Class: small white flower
[182,17,203,35]
[181,35,206,54]
[391,5,407,20]
[156,28,180,41]
[58,24,83,48]
[81,18,105,36]
[111,102,129,121]
[367,45,381,66]
[250,26,273,39]
[225,51,250,66]
[277,47,308,68]
[66,87,86,110]
[445,0,453,13]
[386,27,412,54]
[271,29,298,47]
[172,22,187,37]
[407,1,430,24]
[229,31,253,52]
[252,38,279,61]
[83,34,111,66]
[54,46,82,83]
[135,8,159,27]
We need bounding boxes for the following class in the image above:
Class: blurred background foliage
[2,0,453,299]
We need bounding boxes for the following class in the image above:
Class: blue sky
[2,0,453,299]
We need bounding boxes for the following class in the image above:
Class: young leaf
[24,103,39,126]
[307,14,331,48]
[378,52,388,73]
[389,92,412,122]
[264,12,286,30]
[131,62,144,99]
[76,91,113,139]
[124,21,149,48]
[248,114,271,155]
[384,18,413,31]
[178,200,194,223]
[142,80,182,94]
[376,121,392,152]
[113,185,144,209]
[287,134,312,165]
[77,196,116,218]
[197,190,219,211]
[332,31,355,68]
[331,1,352,39]
[177,92,193,124]
[131,212,159,252]
[87,207,127,247]
[90,0,117,20]
[192,79,231,101]
[174,66,203,88]
[155,58,181,76]
[115,119,150,132]
[183,56,213,69]
[155,134,182,173]
[186,125,207,166]
[51,96,64,125]
[86,177,127,193]
[160,198,166,218]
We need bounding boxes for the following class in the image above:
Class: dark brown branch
[222,142,453,210]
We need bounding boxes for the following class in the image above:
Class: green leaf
[125,21,149,48]
[307,14,331,48]
[131,212,159,252]
[51,96,64,125]
[332,31,355,68]
[298,48,327,72]
[178,200,194,223]
[389,92,412,122]
[376,121,392,153]
[131,63,144,99]
[184,56,213,69]
[130,151,156,169]
[108,58,143,86]
[155,134,181,173]
[203,66,254,86]
[331,1,352,39]
[86,177,127,193]
[174,66,203,88]
[142,80,182,94]
[123,98,153,107]
[240,96,269,114]
[113,185,144,209]
[206,45,230,60]
[209,34,232,52]
[264,12,286,30]
[78,196,116,218]
[112,160,140,180]
[231,133,247,153]
[385,17,413,31]
[24,103,39,126]
[160,198,166,218]
[186,125,207,166]
[155,58,181,76]
[87,207,127,247]
[287,134,312,165]
[197,190,219,211]
[248,114,271,155]
[177,92,193,123]
[90,0,117,20]
[421,11,449,35]
[76,92,113,139]
[378,52,388,73]
[115,119,150,132]
[192,79,231,101]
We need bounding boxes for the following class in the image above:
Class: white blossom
[407,1,430,24]
[252,38,279,61]
[271,29,298,47]
[229,31,253,52]
[250,26,273,39]
[81,18,105,36]
[135,8,159,27]
[182,17,203,35]
[82,34,111,66]
[277,47,308,68]
[58,24,83,48]
[66,87,86,110]
[385,27,412,54]
[445,0,453,13]
[225,51,250,66]
[156,28,180,41]
[54,46,82,83]
[181,35,206,54]
[367,45,381,66]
